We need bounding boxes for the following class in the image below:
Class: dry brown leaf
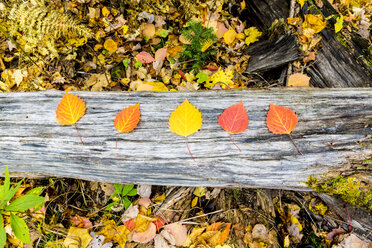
[287,73,310,87]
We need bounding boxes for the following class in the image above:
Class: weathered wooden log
[240,0,372,88]
[0,89,371,190]
[244,34,301,73]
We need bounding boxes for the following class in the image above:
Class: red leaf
[218,101,248,151]
[152,216,166,231]
[218,101,248,133]
[136,51,155,63]
[125,218,136,231]
[266,104,302,154]
[176,69,187,81]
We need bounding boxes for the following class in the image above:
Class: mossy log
[0,89,370,190]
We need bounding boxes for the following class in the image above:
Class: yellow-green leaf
[335,16,343,33]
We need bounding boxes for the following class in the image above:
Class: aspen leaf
[136,51,155,64]
[132,223,157,243]
[63,227,92,248]
[155,47,167,61]
[96,220,130,247]
[103,39,117,54]
[287,73,310,87]
[114,103,140,148]
[169,99,202,161]
[335,16,344,33]
[163,223,187,246]
[56,92,86,145]
[143,23,156,38]
[223,29,237,45]
[218,101,249,151]
[216,22,228,39]
[266,104,302,155]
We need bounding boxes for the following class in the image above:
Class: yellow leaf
[302,14,326,37]
[122,25,129,35]
[153,193,165,203]
[63,227,92,248]
[244,27,262,46]
[205,68,234,89]
[334,16,343,33]
[102,7,110,17]
[297,0,305,7]
[169,99,202,137]
[193,187,206,197]
[104,39,117,54]
[287,73,310,87]
[223,30,237,45]
[287,17,301,25]
[95,220,130,247]
[191,196,198,207]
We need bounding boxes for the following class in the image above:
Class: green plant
[106,184,137,211]
[180,20,217,72]
[0,166,45,247]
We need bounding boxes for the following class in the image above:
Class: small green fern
[5,0,91,58]
[180,20,217,72]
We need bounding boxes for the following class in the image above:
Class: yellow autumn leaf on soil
[194,187,206,197]
[104,39,117,54]
[153,193,165,203]
[223,29,237,45]
[287,73,310,87]
[191,196,198,207]
[297,0,305,7]
[244,27,262,46]
[95,220,130,247]
[102,7,110,17]
[63,227,92,248]
[205,68,234,89]
[302,14,326,37]
[169,99,202,137]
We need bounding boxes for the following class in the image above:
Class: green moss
[307,175,371,211]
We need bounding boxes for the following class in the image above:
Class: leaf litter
[0,0,370,247]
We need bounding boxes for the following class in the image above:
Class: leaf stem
[74,123,84,146]
[116,133,120,149]
[228,133,241,152]
[288,133,302,155]
[185,137,196,162]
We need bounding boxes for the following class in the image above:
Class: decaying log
[240,0,372,88]
[244,34,301,73]
[0,89,371,190]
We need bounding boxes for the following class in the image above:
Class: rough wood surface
[239,0,372,88]
[0,89,371,190]
[244,34,301,73]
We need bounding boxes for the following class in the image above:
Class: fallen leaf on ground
[104,39,117,54]
[143,23,156,38]
[132,222,157,243]
[287,73,310,87]
[163,223,187,246]
[223,29,237,45]
[64,227,92,248]
[95,220,130,248]
[136,51,155,63]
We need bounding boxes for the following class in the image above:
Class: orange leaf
[218,101,248,151]
[56,92,86,145]
[266,104,302,155]
[114,103,140,148]
[206,222,231,244]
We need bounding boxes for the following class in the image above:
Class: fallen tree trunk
[0,89,371,190]
[240,0,372,87]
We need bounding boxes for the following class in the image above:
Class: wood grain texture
[0,89,371,190]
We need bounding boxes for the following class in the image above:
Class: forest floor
[0,0,371,247]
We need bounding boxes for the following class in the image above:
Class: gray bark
[0,89,371,190]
